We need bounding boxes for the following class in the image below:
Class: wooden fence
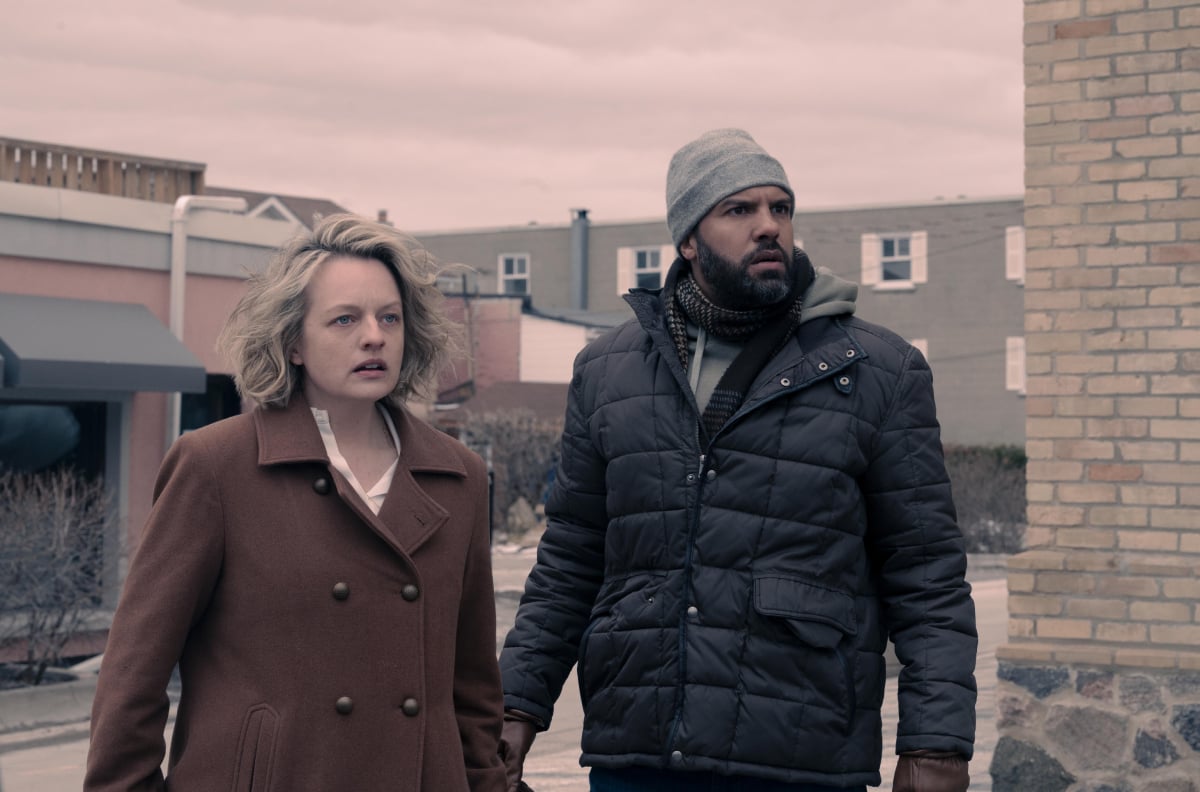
[0,137,205,204]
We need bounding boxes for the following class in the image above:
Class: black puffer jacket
[500,266,977,787]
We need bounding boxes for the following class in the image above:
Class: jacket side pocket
[232,703,279,792]
[753,575,859,729]
[576,618,600,707]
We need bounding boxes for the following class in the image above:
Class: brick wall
[992,1,1200,789]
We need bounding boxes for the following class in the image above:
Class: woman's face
[289,255,406,411]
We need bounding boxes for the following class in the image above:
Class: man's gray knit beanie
[665,128,793,249]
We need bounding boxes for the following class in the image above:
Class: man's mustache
[741,242,789,267]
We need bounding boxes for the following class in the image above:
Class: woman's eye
[333,315,353,326]
[381,313,401,325]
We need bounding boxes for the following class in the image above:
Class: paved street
[0,549,1005,791]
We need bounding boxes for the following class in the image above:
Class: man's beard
[694,234,795,311]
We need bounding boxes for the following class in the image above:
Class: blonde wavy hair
[218,213,461,408]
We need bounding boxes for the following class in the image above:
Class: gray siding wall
[418,199,1025,447]
[416,226,572,306]
[795,200,1025,447]
[587,219,672,314]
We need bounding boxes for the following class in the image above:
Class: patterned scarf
[665,251,814,440]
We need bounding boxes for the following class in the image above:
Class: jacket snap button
[818,362,829,371]
[671,750,683,763]
[332,582,350,601]
[846,349,856,358]
[335,696,353,715]
[686,473,696,483]
[839,376,851,386]
[313,477,331,495]
[401,697,420,716]
[780,377,791,387]
[687,605,698,619]
[401,584,420,602]
[705,469,716,481]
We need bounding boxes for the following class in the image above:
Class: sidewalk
[0,550,1006,790]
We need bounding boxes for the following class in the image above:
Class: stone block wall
[994,660,1200,789]
[995,0,1200,789]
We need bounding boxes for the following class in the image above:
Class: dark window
[181,375,241,433]
[0,401,108,612]
[0,401,105,477]
[635,249,662,290]
[881,235,912,281]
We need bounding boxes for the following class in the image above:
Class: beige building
[991,2,1200,788]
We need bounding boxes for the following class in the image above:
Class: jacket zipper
[666,430,706,759]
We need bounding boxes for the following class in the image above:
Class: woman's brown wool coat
[85,396,506,791]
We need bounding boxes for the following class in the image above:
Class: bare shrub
[944,445,1027,554]
[0,468,110,685]
[460,409,562,541]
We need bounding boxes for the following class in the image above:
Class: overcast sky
[4,0,1024,231]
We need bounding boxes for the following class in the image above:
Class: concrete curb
[0,675,96,753]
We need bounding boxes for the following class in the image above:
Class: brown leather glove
[498,710,539,792]
[892,750,969,792]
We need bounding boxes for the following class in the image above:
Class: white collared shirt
[310,403,402,515]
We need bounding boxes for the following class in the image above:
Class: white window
[1006,336,1026,395]
[860,231,928,290]
[617,244,676,294]
[1006,225,1026,285]
[910,338,929,360]
[498,253,529,295]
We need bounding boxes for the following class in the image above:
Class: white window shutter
[861,233,880,285]
[1006,226,1026,284]
[496,255,505,293]
[911,231,928,284]
[660,244,677,277]
[1006,336,1026,393]
[616,247,635,295]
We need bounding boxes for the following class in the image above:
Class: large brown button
[401,697,420,716]
[335,696,354,715]
[332,582,349,601]
[313,477,331,495]
[401,584,420,602]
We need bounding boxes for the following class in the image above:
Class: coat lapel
[375,405,467,554]
[254,396,467,556]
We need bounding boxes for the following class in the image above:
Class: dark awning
[0,292,206,394]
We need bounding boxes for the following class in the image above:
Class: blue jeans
[589,766,866,792]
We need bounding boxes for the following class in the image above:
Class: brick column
[992,2,1200,789]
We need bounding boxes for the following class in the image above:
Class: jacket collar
[254,392,466,478]
[253,394,466,556]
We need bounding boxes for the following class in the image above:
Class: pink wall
[0,255,246,547]
[440,296,522,394]
[186,274,253,373]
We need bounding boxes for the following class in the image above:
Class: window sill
[871,281,917,292]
